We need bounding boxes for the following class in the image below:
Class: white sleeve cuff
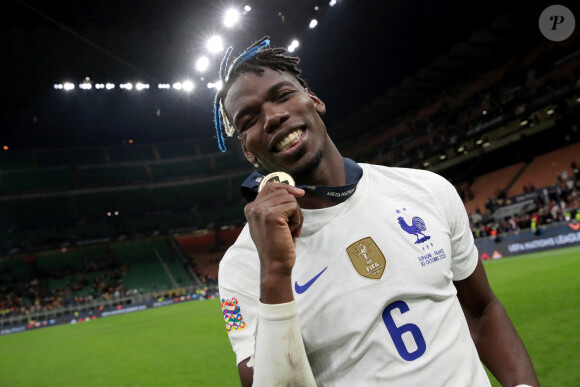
[252,300,316,386]
[258,300,298,320]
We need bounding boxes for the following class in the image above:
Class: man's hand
[244,182,305,304]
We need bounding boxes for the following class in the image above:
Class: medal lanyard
[240,158,363,203]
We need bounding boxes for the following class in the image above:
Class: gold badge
[258,171,295,192]
[346,237,386,279]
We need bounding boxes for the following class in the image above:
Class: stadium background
[1,0,579,385]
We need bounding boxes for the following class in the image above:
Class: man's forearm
[253,301,316,386]
[468,299,539,386]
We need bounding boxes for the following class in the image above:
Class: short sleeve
[441,179,479,281]
[218,247,261,365]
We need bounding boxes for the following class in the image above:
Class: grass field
[1,245,578,386]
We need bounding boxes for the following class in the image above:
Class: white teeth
[276,129,303,152]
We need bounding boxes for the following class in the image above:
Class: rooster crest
[397,216,431,244]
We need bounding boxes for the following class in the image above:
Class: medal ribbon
[240,158,363,203]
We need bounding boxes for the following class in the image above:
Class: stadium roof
[1,0,573,149]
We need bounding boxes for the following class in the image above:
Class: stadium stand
[0,168,71,193]
[155,140,198,159]
[2,25,580,333]
[107,144,156,163]
[77,165,150,187]
[149,157,211,180]
[464,162,525,214]
[112,241,177,293]
[508,142,580,196]
[0,151,31,171]
[36,148,105,168]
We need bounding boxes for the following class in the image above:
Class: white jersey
[219,164,491,386]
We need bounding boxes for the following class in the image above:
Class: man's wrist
[260,269,293,304]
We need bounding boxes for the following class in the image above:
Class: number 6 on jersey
[382,300,427,361]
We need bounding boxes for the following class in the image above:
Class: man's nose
[263,103,289,133]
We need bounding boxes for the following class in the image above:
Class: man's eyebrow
[232,80,297,126]
[266,80,296,95]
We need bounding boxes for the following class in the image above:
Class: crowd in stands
[469,160,580,238]
[358,34,580,172]
[0,249,130,318]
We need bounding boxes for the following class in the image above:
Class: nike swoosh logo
[294,267,328,294]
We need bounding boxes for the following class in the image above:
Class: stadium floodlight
[182,80,194,92]
[120,83,133,90]
[63,82,75,90]
[158,83,170,89]
[309,19,318,29]
[54,84,63,90]
[173,82,182,90]
[224,9,240,27]
[106,83,115,90]
[196,56,210,72]
[206,35,223,53]
[207,80,223,90]
[95,83,104,89]
[136,82,150,91]
[79,82,92,90]
[288,39,299,52]
[244,5,251,12]
[329,0,337,6]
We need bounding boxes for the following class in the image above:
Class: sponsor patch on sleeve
[221,298,247,333]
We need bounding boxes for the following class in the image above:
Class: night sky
[1,0,572,149]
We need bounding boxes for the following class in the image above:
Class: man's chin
[287,149,324,178]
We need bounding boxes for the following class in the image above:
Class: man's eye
[276,90,294,101]
[241,116,257,131]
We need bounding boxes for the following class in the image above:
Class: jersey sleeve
[218,247,261,365]
[440,178,479,281]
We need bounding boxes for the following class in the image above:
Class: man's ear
[306,89,326,115]
[241,141,257,164]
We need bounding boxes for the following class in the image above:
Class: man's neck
[294,143,346,210]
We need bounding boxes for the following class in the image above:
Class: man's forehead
[226,68,299,105]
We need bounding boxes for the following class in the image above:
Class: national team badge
[346,237,386,279]
[221,298,247,333]
[397,214,431,244]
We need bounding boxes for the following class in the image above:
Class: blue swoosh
[294,267,328,294]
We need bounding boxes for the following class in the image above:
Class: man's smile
[275,128,304,152]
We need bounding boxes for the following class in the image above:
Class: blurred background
[1,1,579,384]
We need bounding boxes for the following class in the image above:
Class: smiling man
[216,37,538,387]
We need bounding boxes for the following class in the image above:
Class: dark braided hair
[213,36,308,151]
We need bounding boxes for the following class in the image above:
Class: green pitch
[1,245,578,386]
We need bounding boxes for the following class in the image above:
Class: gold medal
[258,171,295,192]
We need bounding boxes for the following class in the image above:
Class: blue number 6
[382,300,426,361]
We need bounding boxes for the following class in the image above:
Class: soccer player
[216,37,539,386]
